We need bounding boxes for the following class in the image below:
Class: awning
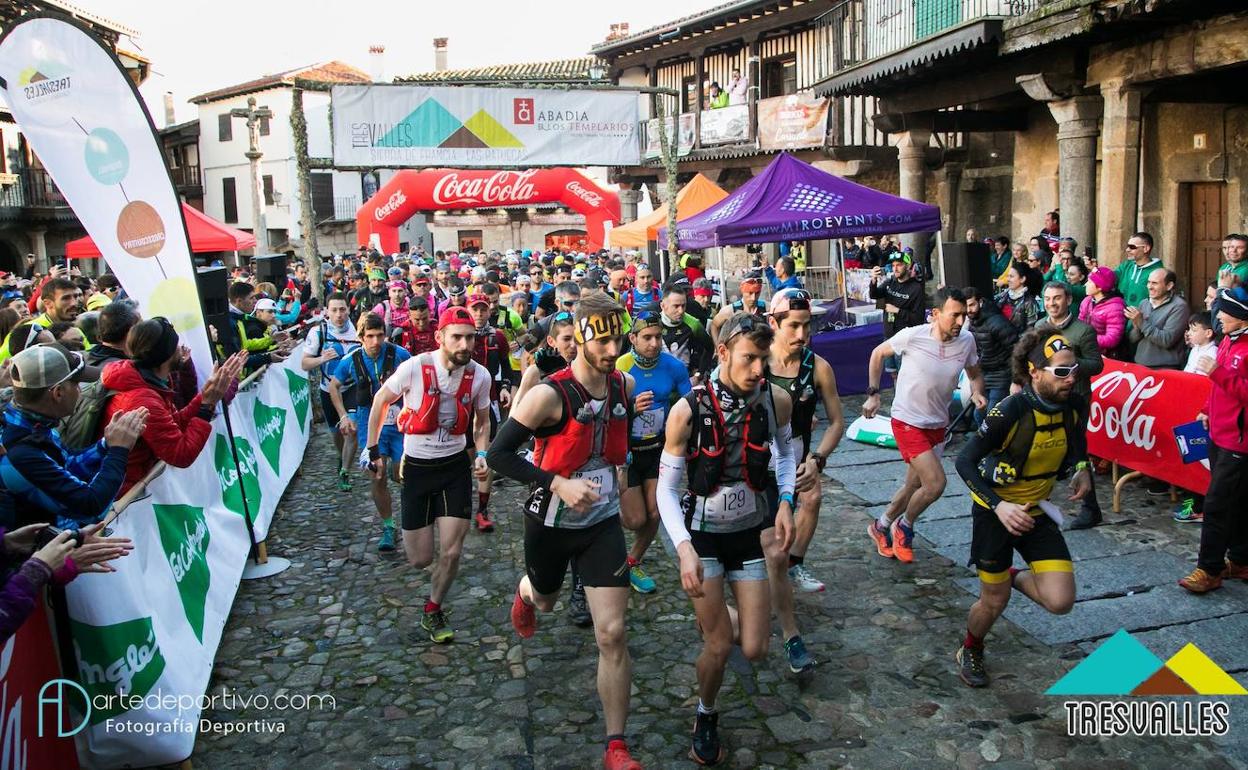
[608,173,729,249]
[66,203,257,258]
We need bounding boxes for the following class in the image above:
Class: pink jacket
[1203,333,1248,453]
[1079,294,1126,357]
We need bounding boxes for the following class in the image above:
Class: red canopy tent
[65,203,257,258]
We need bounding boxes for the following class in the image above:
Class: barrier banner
[0,598,80,769]
[332,85,640,167]
[758,93,830,152]
[1087,359,1212,494]
[0,15,212,376]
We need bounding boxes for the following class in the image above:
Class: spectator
[87,300,141,369]
[1079,267,1127,358]
[275,287,302,327]
[32,277,83,332]
[1172,312,1219,526]
[1064,256,1090,307]
[1045,248,1072,284]
[245,298,280,352]
[708,82,728,109]
[219,281,281,372]
[1115,231,1161,309]
[870,252,926,340]
[727,69,748,105]
[99,319,245,496]
[1127,268,1190,370]
[995,261,1042,334]
[964,287,1018,421]
[1040,210,1060,245]
[989,236,1012,283]
[764,256,803,291]
[0,308,20,351]
[0,344,147,528]
[86,273,120,311]
[1217,233,1248,288]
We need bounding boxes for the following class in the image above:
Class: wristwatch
[865,386,880,397]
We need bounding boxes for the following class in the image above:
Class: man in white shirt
[863,287,987,563]
[727,69,749,106]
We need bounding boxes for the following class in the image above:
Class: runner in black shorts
[367,306,493,645]
[954,326,1091,687]
[487,292,643,770]
[469,291,511,532]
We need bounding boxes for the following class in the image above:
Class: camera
[34,525,84,549]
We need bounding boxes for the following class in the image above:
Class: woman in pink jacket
[1079,267,1127,358]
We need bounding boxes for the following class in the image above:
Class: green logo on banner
[285,368,310,431]
[214,434,262,518]
[253,399,287,473]
[71,616,167,724]
[154,504,211,642]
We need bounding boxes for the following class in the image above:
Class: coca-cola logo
[565,181,604,207]
[1088,370,1163,451]
[431,170,538,207]
[374,190,407,222]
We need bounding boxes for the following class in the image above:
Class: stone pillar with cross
[230,96,273,255]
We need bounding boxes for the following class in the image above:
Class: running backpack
[59,379,117,451]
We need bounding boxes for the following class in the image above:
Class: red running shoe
[511,588,537,638]
[603,740,643,770]
[475,511,495,532]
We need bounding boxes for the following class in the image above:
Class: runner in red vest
[486,292,642,770]
[468,291,512,532]
[366,305,492,644]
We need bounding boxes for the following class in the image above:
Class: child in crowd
[1174,312,1218,523]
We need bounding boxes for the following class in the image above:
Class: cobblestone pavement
[189,393,1247,770]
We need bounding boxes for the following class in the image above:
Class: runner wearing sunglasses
[952,327,1090,687]
[709,275,766,342]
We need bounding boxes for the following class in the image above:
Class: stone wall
[1010,104,1060,243]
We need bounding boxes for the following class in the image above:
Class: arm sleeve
[954,401,1016,511]
[7,443,130,524]
[771,422,796,498]
[486,418,556,489]
[656,451,691,548]
[144,396,213,469]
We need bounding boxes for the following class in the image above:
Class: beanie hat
[1088,266,1116,292]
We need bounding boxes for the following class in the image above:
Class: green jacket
[1219,259,1248,287]
[1115,257,1161,310]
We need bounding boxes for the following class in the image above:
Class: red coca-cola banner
[356,168,621,254]
[1088,359,1211,494]
[0,598,80,770]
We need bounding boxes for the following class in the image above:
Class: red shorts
[892,418,947,463]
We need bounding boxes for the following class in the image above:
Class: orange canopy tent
[607,173,729,249]
[65,203,257,258]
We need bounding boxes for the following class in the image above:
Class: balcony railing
[0,167,69,209]
[333,196,358,222]
[169,165,201,189]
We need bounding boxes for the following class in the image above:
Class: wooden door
[1185,182,1226,307]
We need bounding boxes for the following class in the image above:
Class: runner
[761,289,845,675]
[300,292,360,490]
[864,287,987,562]
[709,276,766,341]
[616,308,692,594]
[404,296,438,355]
[624,266,661,314]
[953,327,1088,686]
[656,312,796,766]
[374,280,413,339]
[485,292,643,770]
[328,313,409,551]
[366,305,492,644]
[659,287,714,381]
[468,291,512,532]
[514,312,576,406]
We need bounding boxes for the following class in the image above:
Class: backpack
[59,379,117,451]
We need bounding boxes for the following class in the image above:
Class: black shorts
[627,445,662,487]
[968,500,1073,583]
[523,515,629,595]
[689,525,766,581]
[320,390,339,432]
[400,452,472,530]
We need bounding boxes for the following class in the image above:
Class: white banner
[62,359,311,768]
[699,104,749,146]
[0,16,212,376]
[643,113,695,159]
[332,85,641,167]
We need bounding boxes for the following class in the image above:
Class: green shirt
[1219,260,1248,287]
[1115,257,1161,310]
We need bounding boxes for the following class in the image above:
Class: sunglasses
[1043,363,1079,379]
[551,311,574,322]
[721,313,761,344]
[1125,244,1138,251]
[561,299,577,307]
[780,290,812,312]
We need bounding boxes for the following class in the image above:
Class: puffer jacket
[1078,294,1127,358]
[969,297,1019,387]
[1204,331,1248,453]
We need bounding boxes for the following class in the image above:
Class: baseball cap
[571,268,586,279]
[387,266,403,276]
[253,298,278,312]
[438,306,475,329]
[770,288,812,315]
[10,343,88,388]
[467,292,490,307]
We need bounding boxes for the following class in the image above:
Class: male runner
[515,312,577,405]
[328,312,409,551]
[468,292,512,532]
[486,292,642,770]
[953,327,1088,686]
[761,289,845,675]
[709,276,766,340]
[657,312,797,765]
[404,296,438,356]
[864,287,986,562]
[659,286,714,380]
[616,307,691,593]
[625,266,661,313]
[367,305,492,643]
[301,292,360,489]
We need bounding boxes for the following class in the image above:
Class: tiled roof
[189,61,370,104]
[396,57,603,84]
[591,0,769,54]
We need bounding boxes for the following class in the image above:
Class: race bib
[631,406,665,439]
[702,482,756,524]
[572,465,615,499]
[384,403,401,426]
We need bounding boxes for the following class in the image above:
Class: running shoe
[1067,507,1102,530]
[784,635,814,673]
[787,564,825,593]
[475,511,495,533]
[1178,567,1223,594]
[690,710,724,766]
[1172,498,1203,523]
[867,520,894,559]
[890,517,915,563]
[421,608,454,644]
[629,564,657,594]
[378,525,396,552]
[1225,560,1248,581]
[1145,478,1171,497]
[511,589,537,638]
[603,742,643,770]
[955,645,988,688]
[337,468,351,491]
[568,583,593,628]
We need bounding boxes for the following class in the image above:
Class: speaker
[253,254,286,289]
[941,242,994,297]
[195,266,229,356]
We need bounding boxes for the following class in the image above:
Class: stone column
[896,129,931,254]
[29,227,47,272]
[1098,79,1144,267]
[618,189,642,224]
[1047,94,1102,253]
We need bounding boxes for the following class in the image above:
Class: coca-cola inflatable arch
[357,168,621,254]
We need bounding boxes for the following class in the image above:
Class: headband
[1028,333,1071,370]
[574,311,629,344]
[631,311,662,331]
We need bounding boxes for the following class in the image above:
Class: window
[259,114,270,136]
[682,75,698,113]
[222,177,238,223]
[458,230,483,252]
[263,175,274,206]
[310,172,333,221]
[762,56,797,99]
[218,113,232,142]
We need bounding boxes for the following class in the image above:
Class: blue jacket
[765,266,803,292]
[0,404,130,529]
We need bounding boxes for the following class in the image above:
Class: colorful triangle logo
[1165,643,1248,696]
[1047,629,1247,696]
[463,109,523,148]
[377,98,461,148]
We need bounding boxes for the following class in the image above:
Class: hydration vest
[531,368,629,478]
[977,394,1079,492]
[684,381,774,497]
[350,344,399,410]
[731,298,767,315]
[766,347,818,452]
[395,353,477,436]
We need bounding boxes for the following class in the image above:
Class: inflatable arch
[356,168,621,254]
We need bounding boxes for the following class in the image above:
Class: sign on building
[643,113,695,159]
[758,93,830,152]
[700,104,750,146]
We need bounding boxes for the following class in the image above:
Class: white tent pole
[838,239,848,309]
[935,231,946,288]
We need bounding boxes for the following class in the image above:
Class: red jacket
[100,360,210,495]
[1204,333,1248,453]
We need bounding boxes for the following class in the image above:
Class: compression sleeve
[771,422,796,498]
[657,451,691,549]
[486,418,556,489]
